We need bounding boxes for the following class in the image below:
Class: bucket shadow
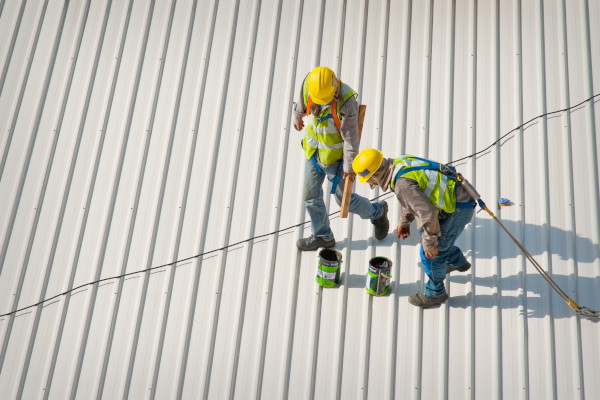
[343,272,418,298]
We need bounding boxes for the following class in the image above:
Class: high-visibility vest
[302,77,357,165]
[390,156,457,213]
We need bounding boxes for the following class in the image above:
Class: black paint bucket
[316,249,342,287]
[365,257,392,296]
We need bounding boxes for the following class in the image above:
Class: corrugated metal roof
[1,0,599,398]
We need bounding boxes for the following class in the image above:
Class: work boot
[408,292,448,308]
[446,261,471,274]
[372,201,389,240]
[296,235,335,251]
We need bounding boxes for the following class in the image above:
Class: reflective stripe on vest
[302,78,357,165]
[303,134,343,151]
[390,156,456,213]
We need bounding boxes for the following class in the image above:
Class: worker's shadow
[467,216,599,263]
[342,270,598,321]
[347,213,599,262]
[338,209,599,263]
[340,214,600,320]
[435,214,599,320]
[460,218,599,318]
[447,272,599,321]
[330,201,600,320]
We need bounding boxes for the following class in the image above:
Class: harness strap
[393,157,457,183]
[306,93,342,133]
[305,82,344,194]
[455,199,476,208]
[311,155,343,194]
[310,153,324,174]
[331,101,341,132]
[330,169,342,194]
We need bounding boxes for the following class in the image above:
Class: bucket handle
[375,269,391,294]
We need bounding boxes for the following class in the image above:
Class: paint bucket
[365,257,392,296]
[316,249,342,288]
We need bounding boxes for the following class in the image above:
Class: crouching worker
[352,149,476,308]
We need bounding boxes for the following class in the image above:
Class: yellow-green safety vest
[302,78,357,165]
[390,156,457,214]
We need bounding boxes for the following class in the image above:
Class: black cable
[0,190,392,318]
[2,93,598,318]
[448,92,600,165]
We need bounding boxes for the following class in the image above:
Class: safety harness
[392,156,476,210]
[306,94,342,133]
[306,91,344,194]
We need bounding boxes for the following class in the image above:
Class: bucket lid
[368,256,392,273]
[319,249,342,267]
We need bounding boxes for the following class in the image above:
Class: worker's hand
[396,226,410,239]
[343,171,355,182]
[423,246,438,259]
[292,115,304,131]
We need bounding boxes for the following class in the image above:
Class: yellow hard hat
[353,148,384,184]
[307,66,337,104]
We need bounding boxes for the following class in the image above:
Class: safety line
[479,202,599,320]
[1,93,599,319]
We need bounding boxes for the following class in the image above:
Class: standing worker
[352,149,475,307]
[292,67,389,251]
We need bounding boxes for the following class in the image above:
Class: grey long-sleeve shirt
[292,79,359,173]
[395,178,441,248]
[395,177,471,248]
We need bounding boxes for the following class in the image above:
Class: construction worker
[292,67,389,251]
[352,149,475,307]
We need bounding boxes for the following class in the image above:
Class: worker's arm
[292,79,307,131]
[394,178,440,249]
[338,95,359,174]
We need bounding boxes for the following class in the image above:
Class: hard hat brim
[353,150,383,184]
[310,92,335,105]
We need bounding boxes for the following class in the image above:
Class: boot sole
[446,262,471,274]
[408,293,448,308]
[296,240,336,251]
